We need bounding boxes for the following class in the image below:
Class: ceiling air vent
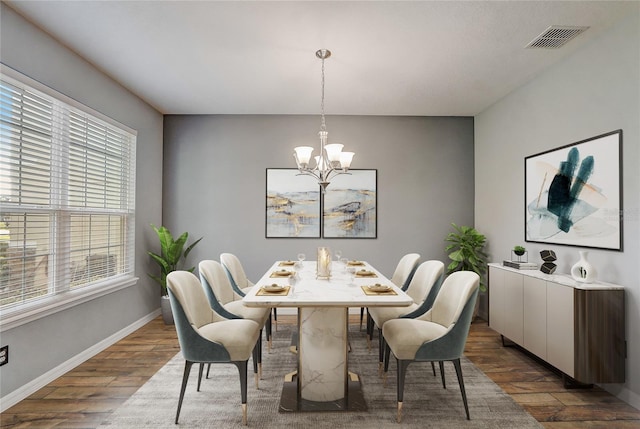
[526,25,589,49]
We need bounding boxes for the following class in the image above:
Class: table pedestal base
[279,372,367,412]
[278,307,367,412]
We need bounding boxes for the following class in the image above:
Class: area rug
[100,326,542,428]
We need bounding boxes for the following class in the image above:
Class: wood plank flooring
[1,316,639,428]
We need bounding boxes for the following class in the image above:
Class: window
[0,67,136,324]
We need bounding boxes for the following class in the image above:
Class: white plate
[263,284,286,292]
[367,284,391,292]
[273,270,293,277]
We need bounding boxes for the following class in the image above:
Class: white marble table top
[243,260,413,308]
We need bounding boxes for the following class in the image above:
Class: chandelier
[293,49,354,192]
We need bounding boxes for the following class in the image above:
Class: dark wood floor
[2,316,639,428]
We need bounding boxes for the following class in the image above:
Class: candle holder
[317,247,332,279]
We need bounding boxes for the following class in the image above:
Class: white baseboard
[0,309,161,412]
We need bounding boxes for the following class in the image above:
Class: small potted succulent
[513,245,526,261]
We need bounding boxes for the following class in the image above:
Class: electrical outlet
[0,345,8,366]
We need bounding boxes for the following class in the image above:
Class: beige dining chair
[382,271,480,422]
[166,270,261,425]
[367,260,444,373]
[363,253,421,333]
[221,252,279,332]
[199,260,271,375]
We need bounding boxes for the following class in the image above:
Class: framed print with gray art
[266,169,320,238]
[525,130,622,251]
[322,169,377,238]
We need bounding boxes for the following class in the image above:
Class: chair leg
[453,358,470,420]
[366,313,375,350]
[197,363,205,392]
[266,313,273,352]
[360,307,365,330]
[257,331,263,380]
[439,361,446,389]
[396,359,410,423]
[234,361,249,425]
[378,327,385,376]
[383,342,392,380]
[431,361,436,376]
[206,363,211,379]
[273,308,278,331]
[175,360,194,424]
[252,342,260,389]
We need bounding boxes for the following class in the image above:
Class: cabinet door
[502,270,524,346]
[523,277,546,359]
[546,282,574,377]
[488,266,505,334]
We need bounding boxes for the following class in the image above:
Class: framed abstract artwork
[266,169,320,238]
[322,169,377,238]
[524,130,622,251]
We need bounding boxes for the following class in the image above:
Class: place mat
[355,270,377,278]
[361,285,397,296]
[347,260,365,266]
[270,270,295,278]
[279,261,296,267]
[256,285,291,296]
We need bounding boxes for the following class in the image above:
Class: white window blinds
[0,70,136,312]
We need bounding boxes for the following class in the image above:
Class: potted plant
[513,245,526,262]
[148,224,202,324]
[444,223,488,293]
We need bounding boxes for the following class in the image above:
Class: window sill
[0,276,139,332]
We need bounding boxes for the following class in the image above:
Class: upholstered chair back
[405,260,444,305]
[390,253,421,290]
[167,271,224,329]
[220,253,254,291]
[199,260,240,305]
[426,271,479,329]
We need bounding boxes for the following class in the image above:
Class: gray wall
[0,4,164,398]
[163,115,474,282]
[475,10,640,408]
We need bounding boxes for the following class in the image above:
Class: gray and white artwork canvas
[323,170,377,238]
[266,169,320,238]
[525,130,622,250]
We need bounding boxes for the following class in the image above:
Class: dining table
[242,259,413,412]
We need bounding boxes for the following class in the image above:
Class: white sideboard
[488,263,625,384]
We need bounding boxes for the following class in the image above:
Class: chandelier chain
[320,55,326,131]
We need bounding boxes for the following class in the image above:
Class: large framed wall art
[524,130,622,251]
[322,169,377,239]
[266,169,321,238]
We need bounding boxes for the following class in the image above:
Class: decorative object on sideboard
[293,49,355,193]
[570,250,597,283]
[540,249,557,274]
[511,245,527,262]
[502,260,538,270]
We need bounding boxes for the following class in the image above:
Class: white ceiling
[4,1,635,116]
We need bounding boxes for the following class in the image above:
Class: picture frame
[524,130,622,251]
[266,168,320,238]
[322,169,377,238]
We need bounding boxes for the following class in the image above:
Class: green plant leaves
[444,223,488,292]
[148,224,202,295]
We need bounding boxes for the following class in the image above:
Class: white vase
[570,251,597,283]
